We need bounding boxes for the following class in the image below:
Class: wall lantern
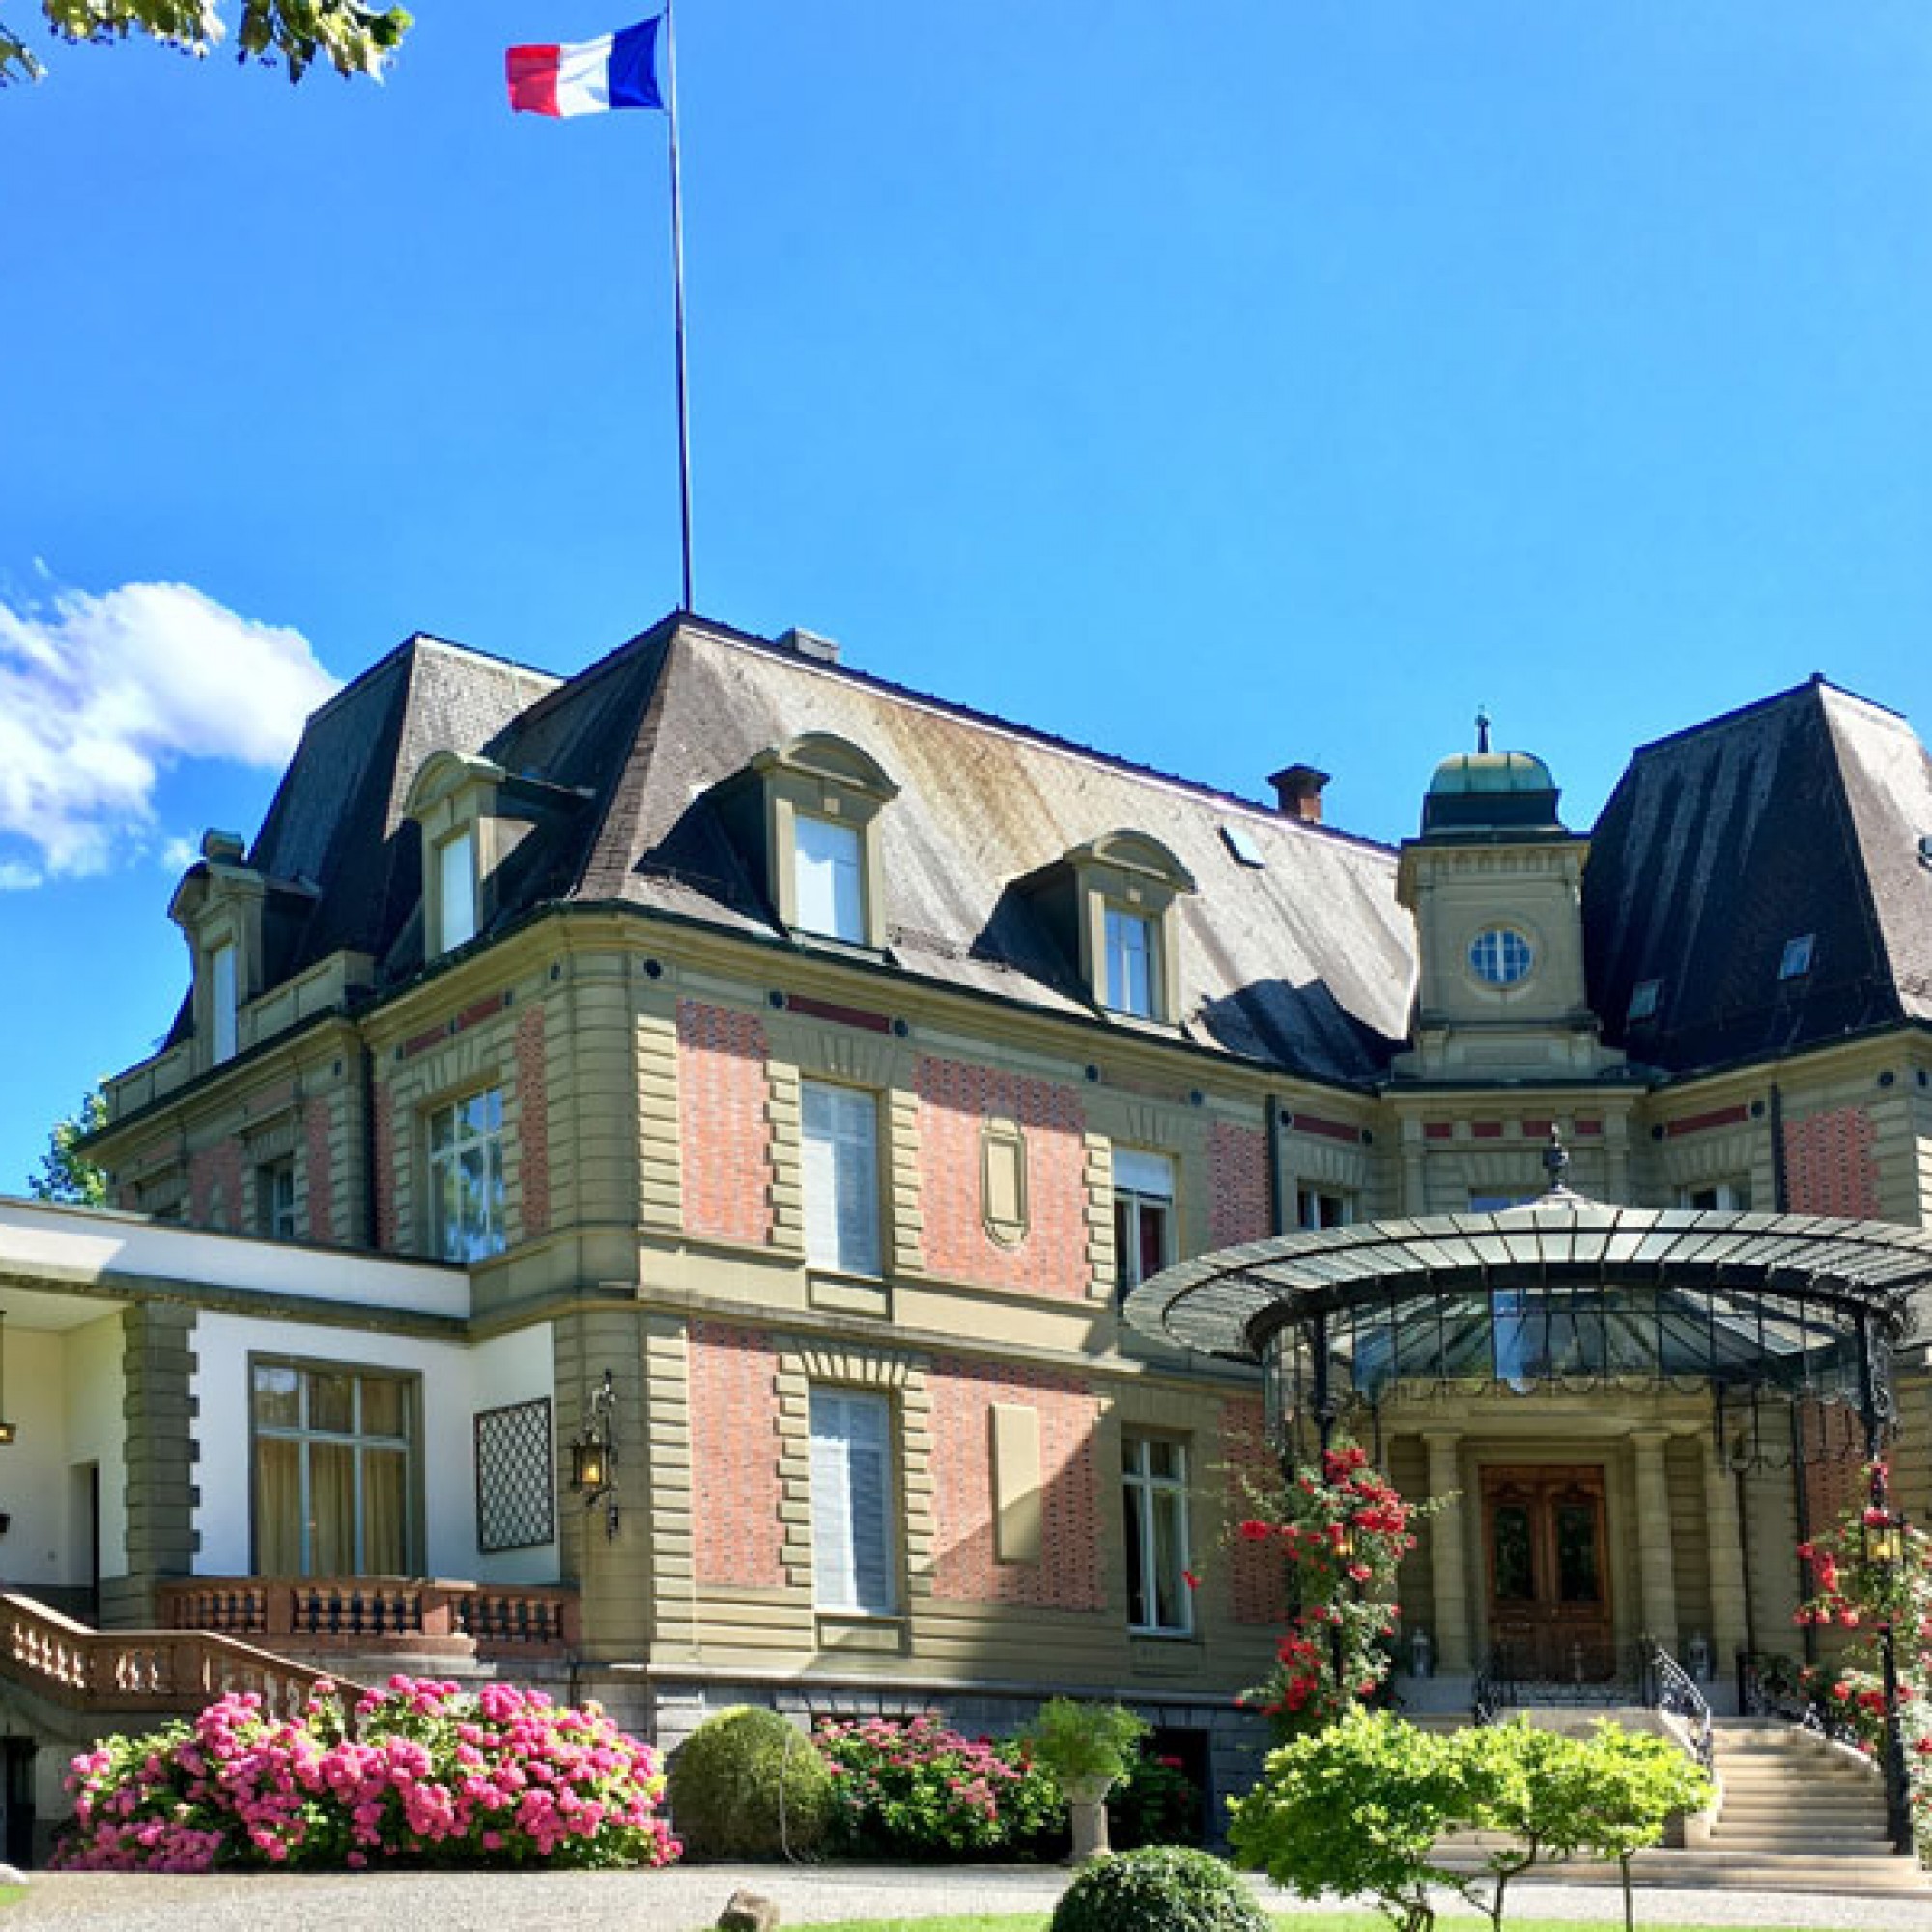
[568,1370,619,1539]
[0,1313,16,1445]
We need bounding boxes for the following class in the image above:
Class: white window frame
[810,1387,898,1615]
[1296,1185,1355,1231]
[210,939,239,1064]
[802,1079,882,1277]
[1103,905,1158,1017]
[793,812,866,944]
[1122,1433,1192,1636]
[437,826,478,953]
[257,1157,297,1240]
[1113,1149,1175,1296]
[427,1087,506,1262]
[1682,1179,1752,1212]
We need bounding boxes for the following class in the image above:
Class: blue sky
[5,3,1932,1193]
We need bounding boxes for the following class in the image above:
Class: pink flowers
[52,1676,680,1874]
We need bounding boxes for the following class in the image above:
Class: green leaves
[27,1084,106,1206]
[4,0,413,86]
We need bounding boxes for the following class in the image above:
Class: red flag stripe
[506,44,564,117]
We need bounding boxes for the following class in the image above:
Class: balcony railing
[156,1577,580,1657]
[0,1591,366,1722]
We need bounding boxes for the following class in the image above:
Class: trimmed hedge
[666,1706,834,1861]
[1052,1846,1269,1932]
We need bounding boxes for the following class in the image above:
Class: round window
[1468,927,1534,986]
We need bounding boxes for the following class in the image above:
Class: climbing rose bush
[53,1674,680,1872]
[814,1713,1064,1859]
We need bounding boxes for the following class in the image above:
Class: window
[1122,1435,1191,1635]
[793,812,865,943]
[1780,934,1816,980]
[1113,1149,1175,1295]
[1297,1186,1354,1231]
[1627,978,1662,1022]
[428,1088,505,1262]
[1467,927,1534,986]
[210,940,239,1064]
[802,1080,881,1276]
[1683,1180,1752,1212]
[437,826,477,953]
[251,1359,416,1575]
[1104,906,1158,1017]
[256,1157,297,1240]
[810,1388,897,1614]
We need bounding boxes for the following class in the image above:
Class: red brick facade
[1209,1122,1270,1248]
[1783,1105,1882,1218]
[677,1000,774,1245]
[688,1321,786,1587]
[1222,1394,1288,1626]
[303,1097,336,1246]
[515,1006,551,1239]
[929,1358,1103,1609]
[188,1139,245,1232]
[915,1057,1089,1298]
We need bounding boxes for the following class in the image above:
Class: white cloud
[0,581,340,883]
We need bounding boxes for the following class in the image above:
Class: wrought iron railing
[1736,1648,1866,1751]
[1643,1642,1714,1775]
[1472,1650,1517,1725]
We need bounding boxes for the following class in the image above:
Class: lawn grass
[793,1917,1841,1932]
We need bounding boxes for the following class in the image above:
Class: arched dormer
[716,730,901,949]
[403,750,510,959]
[1018,828,1196,1024]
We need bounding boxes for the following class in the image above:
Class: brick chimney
[1267,764,1331,825]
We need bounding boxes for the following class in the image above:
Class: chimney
[779,627,840,665]
[1267,764,1331,825]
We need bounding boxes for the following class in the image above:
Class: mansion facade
[5,611,1932,1833]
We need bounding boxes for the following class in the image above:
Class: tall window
[810,1388,897,1614]
[1122,1434,1191,1635]
[1113,1149,1175,1296]
[1297,1186,1354,1231]
[428,1088,505,1261]
[794,813,865,943]
[210,940,239,1064]
[437,826,477,953]
[257,1157,297,1240]
[802,1080,881,1276]
[1103,906,1157,1017]
[252,1360,415,1575]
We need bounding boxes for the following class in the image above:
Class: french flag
[506,17,664,118]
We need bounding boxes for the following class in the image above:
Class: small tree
[1237,1441,1427,1736]
[28,1085,107,1206]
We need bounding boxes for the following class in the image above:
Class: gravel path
[8,1865,1932,1932]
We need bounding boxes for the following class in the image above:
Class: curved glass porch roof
[1123,1185,1932,1430]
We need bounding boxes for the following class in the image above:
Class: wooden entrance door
[1480,1465,1613,1682]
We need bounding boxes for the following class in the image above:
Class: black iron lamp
[568,1370,619,1539]
[1865,1510,1907,1569]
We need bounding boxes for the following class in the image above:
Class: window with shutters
[1113,1148,1175,1297]
[793,812,866,944]
[1122,1434,1191,1635]
[810,1387,897,1614]
[802,1079,882,1277]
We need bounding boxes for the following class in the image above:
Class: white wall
[190,1311,557,1582]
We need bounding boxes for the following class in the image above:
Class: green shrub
[667,1706,834,1860]
[1052,1846,1269,1932]
[1107,1747,1202,1849]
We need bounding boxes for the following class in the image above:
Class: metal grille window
[1122,1434,1191,1635]
[251,1360,416,1576]
[428,1088,505,1262]
[474,1398,555,1552]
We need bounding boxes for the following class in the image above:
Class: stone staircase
[1433,1715,1926,1894]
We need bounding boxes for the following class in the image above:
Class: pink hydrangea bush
[53,1674,680,1873]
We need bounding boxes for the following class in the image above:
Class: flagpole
[665,0,695,613]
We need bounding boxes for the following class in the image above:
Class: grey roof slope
[1583,677,1932,1075]
[204,615,1416,1087]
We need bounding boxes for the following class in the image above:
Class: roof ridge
[1629,672,1907,762]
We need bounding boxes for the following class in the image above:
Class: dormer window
[1627,978,1662,1022]
[794,810,865,943]
[1780,934,1815,980]
[210,939,239,1064]
[1104,906,1157,1017]
[437,826,478,953]
[714,731,899,951]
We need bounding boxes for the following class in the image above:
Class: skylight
[1220,823,1265,868]
[1627,978,1662,1022]
[1779,934,1815,980]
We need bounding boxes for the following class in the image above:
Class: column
[1702,1431,1749,1676]
[1630,1428,1680,1653]
[1423,1429,1472,1673]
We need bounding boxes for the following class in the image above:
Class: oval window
[1468,927,1534,985]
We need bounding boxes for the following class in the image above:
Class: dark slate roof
[214,615,1417,1087]
[1583,676,1932,1075]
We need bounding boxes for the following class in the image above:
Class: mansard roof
[1583,675,1932,1076]
[215,614,1417,1088]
